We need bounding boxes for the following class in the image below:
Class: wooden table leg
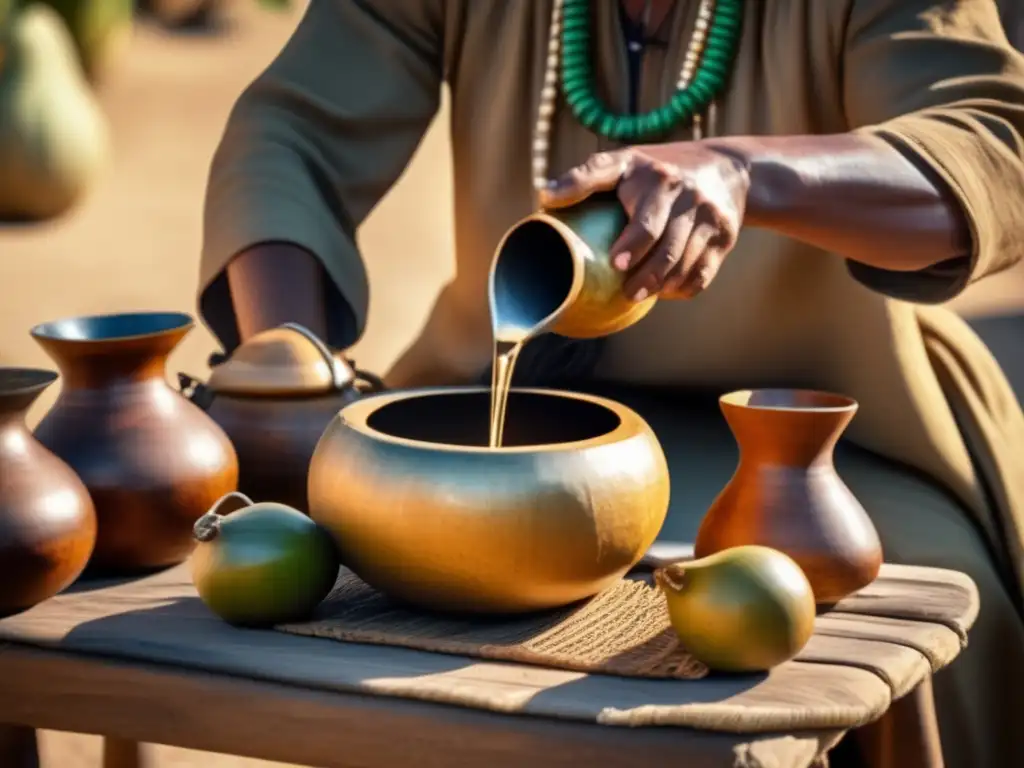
[0,724,40,768]
[103,737,147,768]
[853,675,944,768]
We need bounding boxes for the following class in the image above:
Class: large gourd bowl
[308,387,670,614]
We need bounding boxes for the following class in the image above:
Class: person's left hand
[538,143,751,301]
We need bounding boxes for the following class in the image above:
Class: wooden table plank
[795,634,931,699]
[831,564,979,642]
[0,645,843,768]
[812,614,962,672]
[0,560,978,738]
[0,564,901,735]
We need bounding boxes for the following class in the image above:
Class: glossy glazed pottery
[490,192,657,340]
[0,367,96,616]
[694,389,883,605]
[179,323,383,512]
[308,386,670,614]
[31,311,239,573]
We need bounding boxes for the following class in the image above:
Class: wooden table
[0,560,978,768]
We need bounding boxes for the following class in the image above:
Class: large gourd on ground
[0,4,110,222]
[37,0,134,81]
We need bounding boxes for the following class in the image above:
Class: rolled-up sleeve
[843,0,1024,303]
[199,0,445,350]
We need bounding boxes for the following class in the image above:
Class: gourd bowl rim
[333,385,650,455]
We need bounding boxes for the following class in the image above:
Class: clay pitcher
[694,389,883,605]
[491,192,657,339]
[31,312,239,573]
[0,368,97,616]
[178,323,383,512]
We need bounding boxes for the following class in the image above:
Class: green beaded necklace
[559,0,744,143]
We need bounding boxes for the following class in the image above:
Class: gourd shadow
[63,562,181,595]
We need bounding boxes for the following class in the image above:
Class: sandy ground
[1,2,1022,766]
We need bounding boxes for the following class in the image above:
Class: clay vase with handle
[178,323,383,513]
[31,311,239,574]
[694,389,883,606]
[0,367,96,616]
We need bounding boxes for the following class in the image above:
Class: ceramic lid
[206,324,355,397]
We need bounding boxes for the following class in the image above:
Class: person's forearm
[705,133,972,272]
[226,242,330,342]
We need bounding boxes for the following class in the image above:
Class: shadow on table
[62,564,181,596]
[56,594,765,716]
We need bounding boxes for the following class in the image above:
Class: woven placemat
[276,570,707,680]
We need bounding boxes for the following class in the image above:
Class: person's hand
[539,143,751,301]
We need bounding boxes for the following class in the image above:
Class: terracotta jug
[178,323,383,513]
[694,389,883,605]
[0,367,96,616]
[31,311,239,573]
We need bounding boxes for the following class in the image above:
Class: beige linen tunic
[199,0,1024,603]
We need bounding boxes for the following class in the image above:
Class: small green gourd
[191,493,341,628]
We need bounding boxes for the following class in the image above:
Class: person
[197,1,1024,765]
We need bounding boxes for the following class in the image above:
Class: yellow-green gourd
[0,4,110,222]
[655,545,817,673]
[191,494,341,628]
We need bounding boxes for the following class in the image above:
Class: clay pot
[31,311,239,573]
[178,323,383,513]
[694,389,884,605]
[0,367,96,616]
[308,386,669,614]
[491,192,657,340]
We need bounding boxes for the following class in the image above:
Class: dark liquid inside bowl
[365,390,622,447]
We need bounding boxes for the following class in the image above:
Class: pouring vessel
[490,192,657,340]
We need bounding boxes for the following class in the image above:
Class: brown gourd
[0,4,109,222]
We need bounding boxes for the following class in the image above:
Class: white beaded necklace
[531,0,719,194]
